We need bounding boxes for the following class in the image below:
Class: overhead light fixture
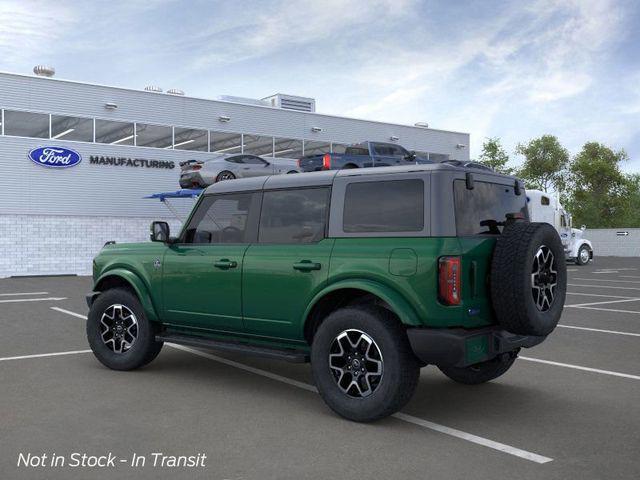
[218,115,231,122]
[414,122,429,128]
[390,135,400,141]
[111,134,134,145]
[213,145,242,153]
[171,139,195,149]
[311,126,323,133]
[104,102,118,110]
[456,143,467,149]
[52,128,74,139]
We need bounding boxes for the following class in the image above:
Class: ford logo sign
[28,146,82,168]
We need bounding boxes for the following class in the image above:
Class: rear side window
[454,180,528,235]
[259,188,329,243]
[343,180,424,232]
[345,146,369,156]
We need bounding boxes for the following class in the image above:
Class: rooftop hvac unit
[218,95,270,107]
[33,65,55,77]
[167,88,185,96]
[262,94,316,112]
[144,85,163,93]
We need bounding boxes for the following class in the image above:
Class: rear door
[242,187,333,341]
[161,192,260,331]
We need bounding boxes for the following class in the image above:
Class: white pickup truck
[526,190,594,265]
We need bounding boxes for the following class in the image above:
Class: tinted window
[304,140,330,156]
[95,119,134,145]
[243,155,267,165]
[210,131,242,154]
[454,180,529,235]
[51,115,93,142]
[136,123,172,148]
[343,180,424,232]
[273,138,303,158]
[244,135,274,156]
[345,146,369,156]
[184,193,259,244]
[225,156,243,163]
[541,196,550,205]
[4,110,49,138]
[173,127,208,151]
[259,188,329,243]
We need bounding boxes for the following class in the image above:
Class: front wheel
[576,245,591,265]
[311,306,419,422]
[87,288,163,371]
[215,171,236,182]
[439,353,517,385]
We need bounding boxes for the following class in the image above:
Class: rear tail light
[438,256,461,305]
[191,164,202,170]
[322,153,331,170]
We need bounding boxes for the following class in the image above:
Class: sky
[1,0,639,171]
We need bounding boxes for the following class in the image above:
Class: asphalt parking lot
[1,257,639,480]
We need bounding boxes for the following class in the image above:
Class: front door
[162,191,260,332]
[238,155,273,178]
[242,187,333,341]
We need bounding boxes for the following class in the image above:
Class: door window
[259,188,329,243]
[183,193,260,244]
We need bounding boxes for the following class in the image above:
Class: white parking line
[0,297,67,304]
[44,307,553,464]
[51,306,88,319]
[568,306,640,315]
[520,357,640,380]
[0,291,49,296]
[566,298,640,308]
[568,284,640,291]
[566,292,638,299]
[0,350,92,362]
[573,278,640,284]
[557,324,640,337]
[170,344,552,464]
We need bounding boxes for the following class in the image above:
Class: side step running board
[156,333,310,363]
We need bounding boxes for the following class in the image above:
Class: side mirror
[150,221,170,242]
[405,150,416,160]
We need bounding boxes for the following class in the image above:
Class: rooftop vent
[414,122,429,128]
[262,94,316,112]
[167,88,185,96]
[33,65,55,77]
[144,85,163,93]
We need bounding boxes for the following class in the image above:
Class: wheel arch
[302,279,420,344]
[93,269,159,321]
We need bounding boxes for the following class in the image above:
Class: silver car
[179,154,300,188]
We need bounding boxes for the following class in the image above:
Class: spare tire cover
[490,222,567,336]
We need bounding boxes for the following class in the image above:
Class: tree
[477,137,513,174]
[565,142,638,228]
[515,135,569,192]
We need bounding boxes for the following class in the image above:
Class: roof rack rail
[439,159,494,172]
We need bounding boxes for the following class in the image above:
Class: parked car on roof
[179,154,299,188]
[297,141,430,171]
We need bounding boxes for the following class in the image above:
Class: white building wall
[585,228,640,257]
[0,215,183,277]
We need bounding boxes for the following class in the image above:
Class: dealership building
[0,68,470,277]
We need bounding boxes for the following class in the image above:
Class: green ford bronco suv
[87,164,567,422]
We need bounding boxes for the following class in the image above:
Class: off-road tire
[576,245,591,265]
[311,306,420,422]
[439,353,517,385]
[491,222,567,336]
[87,288,163,371]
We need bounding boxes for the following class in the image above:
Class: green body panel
[161,244,248,331]
[91,235,498,347]
[242,239,334,343]
[92,242,167,321]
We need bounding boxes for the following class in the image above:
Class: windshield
[454,180,528,235]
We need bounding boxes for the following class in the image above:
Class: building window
[343,180,424,233]
[210,131,242,154]
[51,115,93,142]
[259,188,329,243]
[273,137,303,159]
[3,110,49,139]
[173,127,208,151]
[303,140,330,156]
[541,196,550,206]
[331,143,348,154]
[95,119,135,145]
[244,135,274,156]
[429,153,450,162]
[135,123,172,149]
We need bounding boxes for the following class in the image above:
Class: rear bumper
[406,326,546,368]
[179,172,206,188]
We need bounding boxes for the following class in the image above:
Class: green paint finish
[92,235,498,347]
[389,248,417,276]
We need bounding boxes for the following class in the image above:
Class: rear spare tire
[490,222,566,336]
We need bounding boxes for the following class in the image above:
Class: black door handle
[293,260,321,272]
[214,259,237,269]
